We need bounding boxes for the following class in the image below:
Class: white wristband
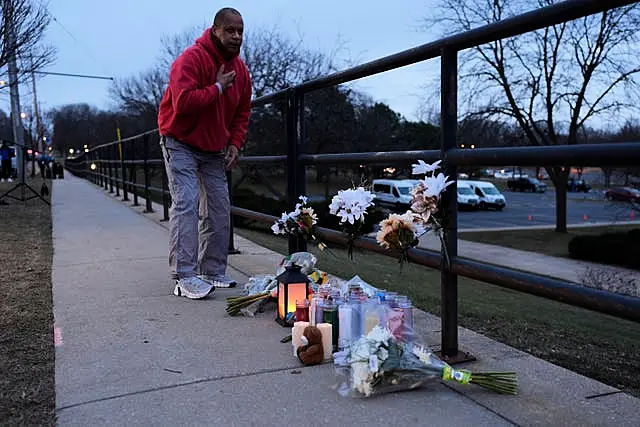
[215,82,223,93]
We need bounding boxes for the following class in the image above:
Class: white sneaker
[198,274,237,288]
[173,276,214,299]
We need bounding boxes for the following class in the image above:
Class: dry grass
[0,179,55,426]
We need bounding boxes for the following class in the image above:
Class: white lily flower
[422,173,454,197]
[412,160,442,175]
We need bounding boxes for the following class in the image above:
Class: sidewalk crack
[57,365,306,412]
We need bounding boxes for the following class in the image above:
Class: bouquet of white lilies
[328,186,375,260]
[334,324,518,398]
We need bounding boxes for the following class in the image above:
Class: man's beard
[211,32,236,61]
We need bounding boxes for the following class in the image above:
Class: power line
[35,0,113,75]
[35,71,114,81]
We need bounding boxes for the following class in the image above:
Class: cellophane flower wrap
[329,186,375,260]
[376,160,454,266]
[333,310,517,398]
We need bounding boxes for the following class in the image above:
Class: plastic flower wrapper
[329,186,375,260]
[276,252,318,276]
[345,275,380,298]
[271,196,327,251]
[334,322,517,398]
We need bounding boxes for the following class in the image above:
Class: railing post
[101,148,107,189]
[161,160,170,222]
[130,141,138,206]
[113,144,120,197]
[108,145,114,193]
[438,48,472,364]
[227,170,240,254]
[143,134,153,213]
[121,141,129,202]
[285,89,307,255]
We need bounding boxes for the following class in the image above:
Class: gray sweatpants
[160,136,230,280]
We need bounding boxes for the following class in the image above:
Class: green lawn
[459,224,639,257]
[236,226,640,397]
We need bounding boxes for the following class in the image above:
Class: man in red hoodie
[158,7,252,299]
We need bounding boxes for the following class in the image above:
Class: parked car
[460,180,506,210]
[604,187,640,202]
[372,179,418,210]
[568,177,591,192]
[507,177,547,192]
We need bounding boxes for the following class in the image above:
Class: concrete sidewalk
[52,174,639,426]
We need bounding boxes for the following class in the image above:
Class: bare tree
[109,67,166,129]
[428,0,640,232]
[157,24,203,74]
[1,0,54,84]
[242,25,340,98]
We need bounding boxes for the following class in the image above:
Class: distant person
[157,7,252,299]
[0,141,14,183]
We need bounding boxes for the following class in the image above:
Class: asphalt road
[458,190,638,229]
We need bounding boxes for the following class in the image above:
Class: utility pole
[4,0,26,179]
[31,57,43,154]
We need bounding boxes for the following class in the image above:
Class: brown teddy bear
[296,325,324,366]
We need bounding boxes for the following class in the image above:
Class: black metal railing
[65,0,640,362]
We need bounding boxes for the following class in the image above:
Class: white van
[456,182,480,210]
[460,180,506,210]
[372,179,417,210]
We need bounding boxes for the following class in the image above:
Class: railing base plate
[435,350,476,365]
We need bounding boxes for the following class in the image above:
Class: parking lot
[458,190,637,229]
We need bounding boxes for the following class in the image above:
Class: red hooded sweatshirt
[158,28,252,152]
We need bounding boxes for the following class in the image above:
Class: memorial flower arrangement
[328,186,375,260]
[272,196,326,250]
[376,160,454,266]
[334,325,518,398]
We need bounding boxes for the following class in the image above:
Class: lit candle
[338,304,353,350]
[309,296,318,326]
[317,323,333,362]
[292,321,309,357]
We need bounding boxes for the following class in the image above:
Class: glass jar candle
[295,299,309,323]
[322,301,339,350]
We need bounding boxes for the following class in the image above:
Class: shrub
[568,229,640,270]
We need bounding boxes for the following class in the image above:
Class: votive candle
[292,321,309,357]
[317,323,333,362]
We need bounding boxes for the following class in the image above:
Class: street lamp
[471,144,476,149]
[69,148,75,155]
[20,112,27,119]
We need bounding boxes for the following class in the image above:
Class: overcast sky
[1,0,443,123]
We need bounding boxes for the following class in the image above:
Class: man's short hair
[213,7,241,26]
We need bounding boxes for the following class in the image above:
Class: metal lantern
[275,263,310,326]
